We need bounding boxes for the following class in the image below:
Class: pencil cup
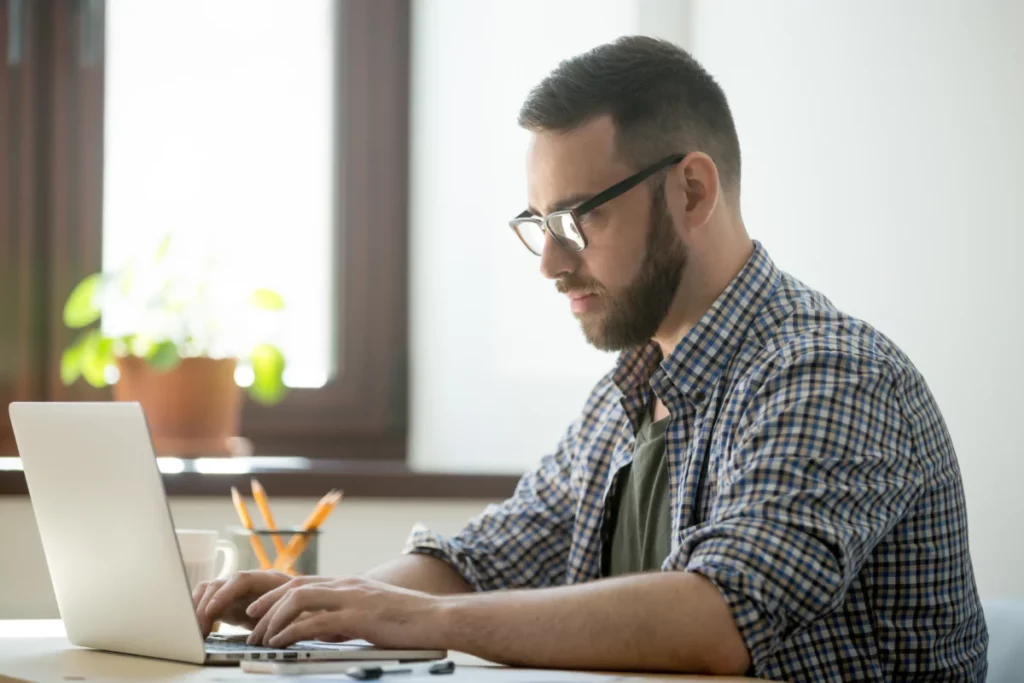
[228,527,320,576]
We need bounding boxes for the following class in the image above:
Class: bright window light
[103,0,336,388]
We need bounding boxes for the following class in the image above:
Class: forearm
[363,553,472,595]
[436,571,749,675]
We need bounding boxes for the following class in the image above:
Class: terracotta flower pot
[113,356,243,456]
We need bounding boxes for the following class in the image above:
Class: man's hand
[192,570,333,637]
[245,576,446,649]
[192,556,469,641]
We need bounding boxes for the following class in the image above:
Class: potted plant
[59,235,288,456]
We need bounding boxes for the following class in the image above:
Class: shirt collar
[613,241,781,408]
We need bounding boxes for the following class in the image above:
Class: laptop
[9,401,447,665]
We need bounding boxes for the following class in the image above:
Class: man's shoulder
[729,267,957,469]
[745,271,920,389]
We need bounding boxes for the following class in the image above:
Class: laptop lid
[10,401,208,665]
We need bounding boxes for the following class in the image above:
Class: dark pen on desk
[346,659,456,680]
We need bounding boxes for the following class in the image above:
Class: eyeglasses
[509,153,686,256]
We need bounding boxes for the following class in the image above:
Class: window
[0,0,411,460]
[103,0,336,389]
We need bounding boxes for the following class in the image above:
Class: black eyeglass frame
[508,153,686,255]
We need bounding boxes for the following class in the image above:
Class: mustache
[556,275,605,295]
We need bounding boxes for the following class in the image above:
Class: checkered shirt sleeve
[403,418,579,592]
[673,341,926,672]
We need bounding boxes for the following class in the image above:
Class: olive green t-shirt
[608,413,672,576]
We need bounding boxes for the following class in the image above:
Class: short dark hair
[518,36,741,193]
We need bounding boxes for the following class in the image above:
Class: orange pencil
[273,489,342,573]
[230,486,272,570]
[250,478,287,559]
[276,490,342,573]
[275,489,340,560]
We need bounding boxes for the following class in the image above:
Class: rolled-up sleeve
[667,346,925,670]
[403,421,579,592]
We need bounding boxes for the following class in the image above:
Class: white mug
[176,529,238,589]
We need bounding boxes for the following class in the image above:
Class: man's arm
[402,398,590,591]
[363,554,472,595]
[671,344,926,672]
[245,569,749,674]
[437,571,750,674]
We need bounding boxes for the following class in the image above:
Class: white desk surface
[0,621,753,683]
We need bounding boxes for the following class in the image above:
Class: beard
[558,186,686,352]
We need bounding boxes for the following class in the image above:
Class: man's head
[515,36,741,352]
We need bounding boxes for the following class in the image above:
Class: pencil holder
[227,526,320,576]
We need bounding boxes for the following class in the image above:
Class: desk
[0,621,753,683]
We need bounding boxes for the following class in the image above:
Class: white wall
[688,0,1024,598]
[408,0,689,474]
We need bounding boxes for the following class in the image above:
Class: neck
[652,226,754,359]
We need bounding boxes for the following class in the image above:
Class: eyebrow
[526,192,595,216]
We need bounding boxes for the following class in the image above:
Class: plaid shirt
[406,242,988,682]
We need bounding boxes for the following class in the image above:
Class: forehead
[525,116,632,216]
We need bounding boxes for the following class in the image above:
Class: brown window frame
[1,0,522,498]
[241,0,412,460]
[0,0,100,457]
[2,0,413,461]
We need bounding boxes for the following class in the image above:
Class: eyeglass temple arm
[575,154,686,216]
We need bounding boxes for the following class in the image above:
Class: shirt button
[693,390,706,403]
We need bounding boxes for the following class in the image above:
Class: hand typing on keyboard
[243,576,445,650]
[192,570,334,638]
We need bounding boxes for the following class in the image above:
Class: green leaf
[249,343,287,405]
[60,344,83,386]
[80,330,115,388]
[147,341,181,372]
[63,273,104,329]
[60,330,97,386]
[251,288,285,310]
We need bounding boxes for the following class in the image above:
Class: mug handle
[214,539,239,580]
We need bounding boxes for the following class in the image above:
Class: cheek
[581,223,647,291]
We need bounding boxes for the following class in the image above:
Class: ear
[664,152,720,233]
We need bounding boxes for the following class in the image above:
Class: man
[195,36,988,681]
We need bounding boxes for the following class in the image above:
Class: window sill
[0,456,522,499]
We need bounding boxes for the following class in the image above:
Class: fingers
[243,576,312,644]
[268,611,348,649]
[246,586,301,645]
[203,570,276,616]
[244,576,340,645]
[196,573,282,634]
[193,580,212,609]
[201,573,250,620]
[195,580,226,636]
[245,574,329,622]
[255,585,341,646]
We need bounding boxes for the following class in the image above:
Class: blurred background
[1,0,1021,618]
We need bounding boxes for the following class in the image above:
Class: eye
[577,209,603,228]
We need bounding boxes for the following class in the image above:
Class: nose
[539,232,579,281]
